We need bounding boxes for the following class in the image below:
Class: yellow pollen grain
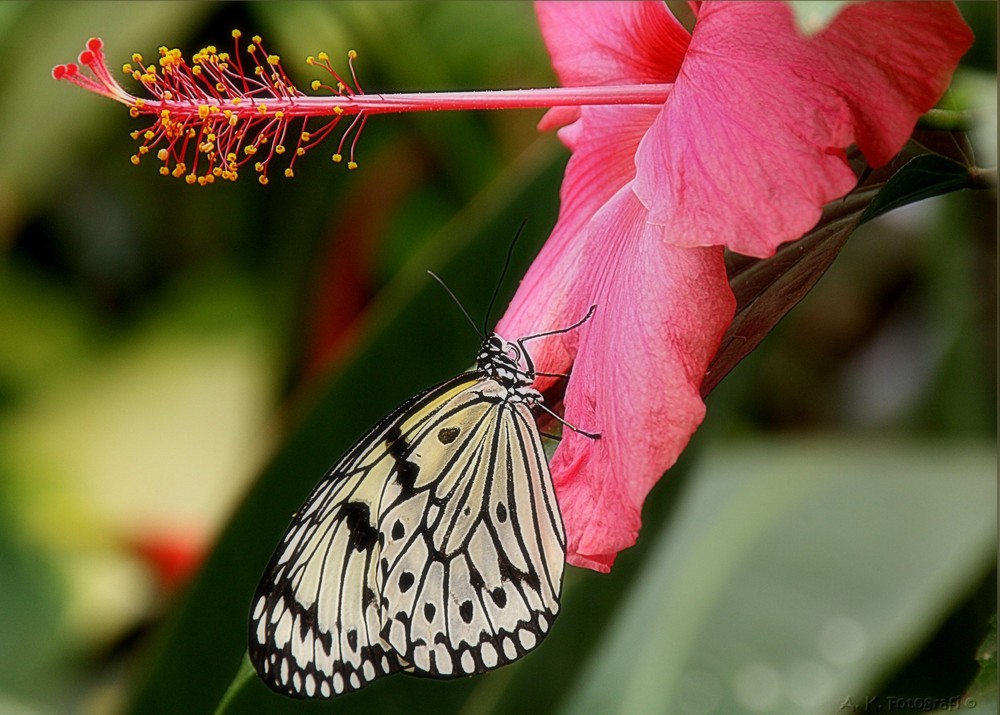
[334,106,344,115]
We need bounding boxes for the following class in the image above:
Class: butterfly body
[249,332,565,699]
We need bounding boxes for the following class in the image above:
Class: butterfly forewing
[249,360,566,699]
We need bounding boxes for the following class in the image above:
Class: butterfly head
[477,334,534,391]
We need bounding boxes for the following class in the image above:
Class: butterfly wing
[378,382,565,677]
[248,371,565,699]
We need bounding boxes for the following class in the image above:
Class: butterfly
[248,273,596,699]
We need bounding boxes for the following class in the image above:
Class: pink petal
[534,1,690,88]
[635,1,974,258]
[550,189,733,572]
[496,105,660,376]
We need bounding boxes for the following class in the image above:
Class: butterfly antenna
[483,218,528,335]
[427,271,483,339]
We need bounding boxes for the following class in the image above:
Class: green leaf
[557,439,995,715]
[859,155,976,224]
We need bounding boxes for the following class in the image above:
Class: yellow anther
[347,161,358,170]
[232,97,242,105]
[206,45,217,54]
[198,105,210,119]
[213,167,223,177]
[332,153,342,163]
[162,90,173,100]
[130,154,141,165]
[254,66,263,76]
[306,56,316,65]
[186,174,197,185]
[130,130,140,140]
[258,104,268,115]
[139,146,149,155]
[300,131,311,141]
[247,44,257,54]
[254,162,264,172]
[135,98,145,108]
[258,175,268,185]
[216,82,225,92]
[275,145,286,155]
[274,111,284,119]
[267,54,280,65]
[347,50,357,59]
[318,52,329,62]
[311,79,321,91]
[252,35,262,43]
[228,115,238,127]
[284,168,294,178]
[122,63,132,74]
[144,130,155,140]
[334,106,344,116]
[157,149,169,161]
[232,29,242,39]
[129,107,140,119]
[159,166,170,176]
[244,145,257,155]
[132,52,143,63]
[296,148,305,156]
[227,152,237,163]
[132,70,142,81]
[193,66,202,76]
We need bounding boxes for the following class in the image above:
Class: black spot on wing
[437,426,460,444]
[341,501,378,552]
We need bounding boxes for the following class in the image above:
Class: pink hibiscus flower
[497,1,973,572]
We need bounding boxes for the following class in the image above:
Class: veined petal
[535,1,689,88]
[635,1,974,258]
[497,105,660,376]
[550,189,733,572]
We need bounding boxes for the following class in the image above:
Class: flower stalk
[53,33,671,185]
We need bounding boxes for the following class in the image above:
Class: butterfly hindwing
[249,364,565,699]
[378,382,565,677]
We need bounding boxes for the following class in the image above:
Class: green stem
[213,653,257,715]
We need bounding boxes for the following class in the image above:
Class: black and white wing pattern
[248,334,565,699]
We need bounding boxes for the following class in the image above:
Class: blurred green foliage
[0,3,994,715]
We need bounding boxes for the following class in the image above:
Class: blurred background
[0,2,995,714]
